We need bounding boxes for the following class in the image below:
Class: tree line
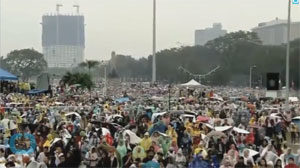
[0,31,299,89]
[110,31,300,88]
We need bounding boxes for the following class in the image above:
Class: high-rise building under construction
[42,7,85,68]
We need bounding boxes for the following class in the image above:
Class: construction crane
[56,4,63,14]
[73,5,80,14]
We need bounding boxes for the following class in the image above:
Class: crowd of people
[0,82,299,168]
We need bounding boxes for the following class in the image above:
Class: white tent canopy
[181,79,203,87]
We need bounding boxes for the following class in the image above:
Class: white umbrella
[289,97,299,102]
[243,148,259,157]
[211,94,224,101]
[55,102,64,105]
[50,138,62,147]
[233,127,250,134]
[204,123,214,129]
[65,112,81,119]
[123,130,141,144]
[201,134,207,140]
[270,113,281,119]
[214,126,232,132]
[292,116,300,120]
[151,112,166,122]
[102,127,110,136]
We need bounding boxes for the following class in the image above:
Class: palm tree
[79,60,100,76]
[61,72,93,90]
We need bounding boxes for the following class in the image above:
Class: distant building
[195,23,227,46]
[42,14,85,68]
[252,18,300,45]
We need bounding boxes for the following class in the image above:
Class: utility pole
[249,65,256,89]
[0,0,1,60]
[285,0,291,110]
[152,0,156,83]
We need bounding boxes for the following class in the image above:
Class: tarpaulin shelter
[0,68,18,80]
[181,79,203,87]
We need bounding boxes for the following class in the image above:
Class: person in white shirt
[243,149,255,166]
[37,147,48,163]
[88,147,98,168]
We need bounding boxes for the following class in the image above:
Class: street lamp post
[285,0,291,109]
[249,65,256,89]
[152,0,156,83]
[104,65,107,97]
[168,84,171,111]
[100,61,107,97]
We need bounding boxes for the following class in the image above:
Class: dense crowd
[0,82,299,168]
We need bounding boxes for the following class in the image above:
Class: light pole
[0,0,1,59]
[152,0,156,83]
[168,84,171,111]
[249,65,256,89]
[285,0,291,109]
[100,61,107,97]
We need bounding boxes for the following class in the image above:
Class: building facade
[252,18,300,45]
[195,23,227,46]
[42,14,85,68]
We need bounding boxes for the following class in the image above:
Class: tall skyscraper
[252,18,300,45]
[42,12,85,68]
[195,23,227,46]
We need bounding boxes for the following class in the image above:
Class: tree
[2,49,47,81]
[61,72,93,90]
[205,31,262,54]
[79,60,100,76]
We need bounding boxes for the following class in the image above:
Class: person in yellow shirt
[194,142,208,158]
[166,125,178,144]
[140,132,152,151]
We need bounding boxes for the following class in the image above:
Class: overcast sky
[1,0,300,60]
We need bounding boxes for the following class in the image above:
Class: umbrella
[180,114,196,122]
[65,112,81,119]
[247,104,255,109]
[169,110,184,115]
[206,131,226,138]
[214,126,232,132]
[106,114,123,122]
[204,123,214,129]
[292,119,300,130]
[289,97,299,102]
[197,116,210,122]
[70,84,81,87]
[151,112,166,122]
[102,127,111,136]
[233,127,249,134]
[292,116,300,120]
[270,113,281,119]
[50,138,62,148]
[54,102,64,105]
[123,130,141,144]
[151,96,164,101]
[243,148,259,157]
[201,134,207,140]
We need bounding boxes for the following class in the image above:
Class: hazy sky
[1,0,300,60]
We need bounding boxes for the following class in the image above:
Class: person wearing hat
[140,132,152,151]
